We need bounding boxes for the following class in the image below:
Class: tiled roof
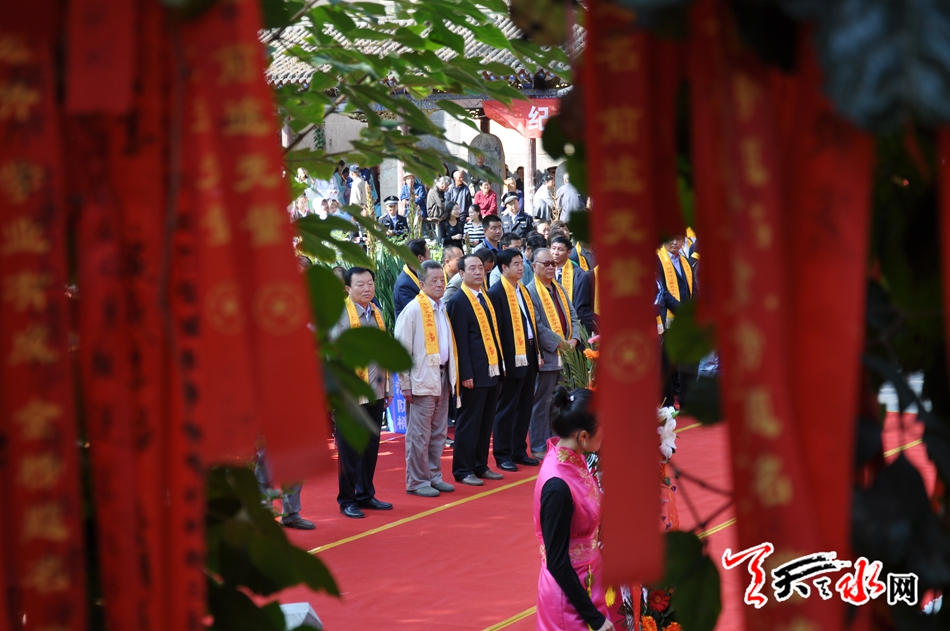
[264,14,584,89]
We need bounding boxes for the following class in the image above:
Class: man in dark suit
[656,235,696,406]
[378,195,408,238]
[568,239,596,271]
[393,238,429,319]
[488,249,540,472]
[549,234,595,334]
[446,253,504,486]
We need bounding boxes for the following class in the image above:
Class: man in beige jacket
[394,260,459,497]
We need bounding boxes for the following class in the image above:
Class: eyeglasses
[536,261,557,268]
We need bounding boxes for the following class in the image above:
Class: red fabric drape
[584,0,663,585]
[0,22,89,631]
[65,0,135,113]
[483,99,560,139]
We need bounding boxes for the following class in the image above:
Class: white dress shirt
[427,296,451,365]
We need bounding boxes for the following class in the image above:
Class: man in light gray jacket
[394,260,459,498]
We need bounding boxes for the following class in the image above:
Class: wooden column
[525,136,537,215]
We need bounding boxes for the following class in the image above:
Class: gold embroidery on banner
[734,322,764,371]
[9,325,58,365]
[1,217,49,256]
[744,387,782,439]
[753,454,792,507]
[222,97,271,136]
[607,257,646,298]
[197,154,221,191]
[203,204,231,246]
[24,555,70,593]
[741,139,770,187]
[732,72,761,121]
[13,398,61,440]
[215,45,258,85]
[192,98,212,134]
[242,205,284,248]
[598,107,642,144]
[732,258,754,307]
[234,154,279,192]
[3,271,51,311]
[603,156,645,193]
[252,281,305,336]
[205,281,245,335]
[0,36,32,64]
[0,82,40,122]
[18,453,63,490]
[595,38,640,73]
[602,330,651,383]
[22,502,69,542]
[603,213,646,244]
[0,161,45,204]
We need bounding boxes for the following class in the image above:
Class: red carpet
[273,413,930,630]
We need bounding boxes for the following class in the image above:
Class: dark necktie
[549,286,567,333]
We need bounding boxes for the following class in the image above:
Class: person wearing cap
[348,164,366,209]
[473,179,498,217]
[400,173,427,217]
[533,174,557,221]
[379,195,408,238]
[503,177,524,212]
[501,191,533,240]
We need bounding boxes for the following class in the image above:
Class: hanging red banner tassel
[108,2,171,628]
[584,0,663,584]
[67,117,145,631]
[65,0,135,113]
[180,0,332,483]
[0,24,88,631]
[784,38,873,566]
[688,1,826,628]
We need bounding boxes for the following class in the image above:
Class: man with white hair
[444,170,473,220]
[426,175,451,223]
[555,172,584,224]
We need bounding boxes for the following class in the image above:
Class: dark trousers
[336,398,386,508]
[493,343,539,464]
[254,447,302,523]
[453,382,501,480]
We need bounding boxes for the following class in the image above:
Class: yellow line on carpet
[884,438,923,457]
[481,606,537,631]
[308,475,540,555]
[676,422,702,434]
[699,517,736,539]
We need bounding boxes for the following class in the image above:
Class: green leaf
[681,376,722,425]
[662,531,722,631]
[336,327,412,372]
[305,265,345,334]
[541,115,568,160]
[664,302,715,364]
[208,578,287,631]
[248,537,340,597]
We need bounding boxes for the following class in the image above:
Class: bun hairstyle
[550,386,597,439]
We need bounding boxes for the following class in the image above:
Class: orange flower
[640,616,659,631]
[583,348,600,360]
[663,623,683,631]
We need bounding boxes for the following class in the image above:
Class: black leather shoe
[359,498,393,510]
[341,504,365,519]
[281,517,316,530]
[498,461,518,472]
[512,455,540,466]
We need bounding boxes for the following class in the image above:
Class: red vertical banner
[584,0,662,584]
[0,25,88,631]
[108,2,170,627]
[689,1,826,627]
[180,0,332,483]
[65,0,135,113]
[784,41,873,563]
[67,118,145,631]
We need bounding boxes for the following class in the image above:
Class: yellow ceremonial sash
[559,260,574,300]
[519,281,541,364]
[461,284,503,376]
[657,249,693,320]
[500,276,527,367]
[345,297,387,384]
[686,226,697,240]
[575,244,590,271]
[593,266,599,315]
[415,292,442,364]
[537,281,572,363]
[403,264,422,289]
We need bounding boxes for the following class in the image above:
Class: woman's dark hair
[468,203,481,215]
[445,201,459,213]
[550,386,597,438]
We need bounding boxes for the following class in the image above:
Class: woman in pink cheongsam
[534,387,614,631]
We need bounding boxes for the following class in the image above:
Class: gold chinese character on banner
[732,258,754,307]
[24,555,70,593]
[222,98,271,137]
[749,203,773,248]
[3,271,51,312]
[596,38,640,73]
[0,82,40,122]
[234,154,279,192]
[599,107,642,145]
[753,454,793,507]
[22,503,69,542]
[197,154,221,191]
[741,139,770,187]
[744,386,782,438]
[13,398,61,440]
[18,453,63,490]
[0,36,32,64]
[1,217,49,256]
[203,204,231,246]
[242,205,284,247]
[192,98,211,134]
[608,258,645,297]
[9,325,59,365]
[734,321,764,371]
[733,72,761,121]
[603,156,645,193]
[215,45,257,85]
[603,212,646,244]
[0,160,44,204]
